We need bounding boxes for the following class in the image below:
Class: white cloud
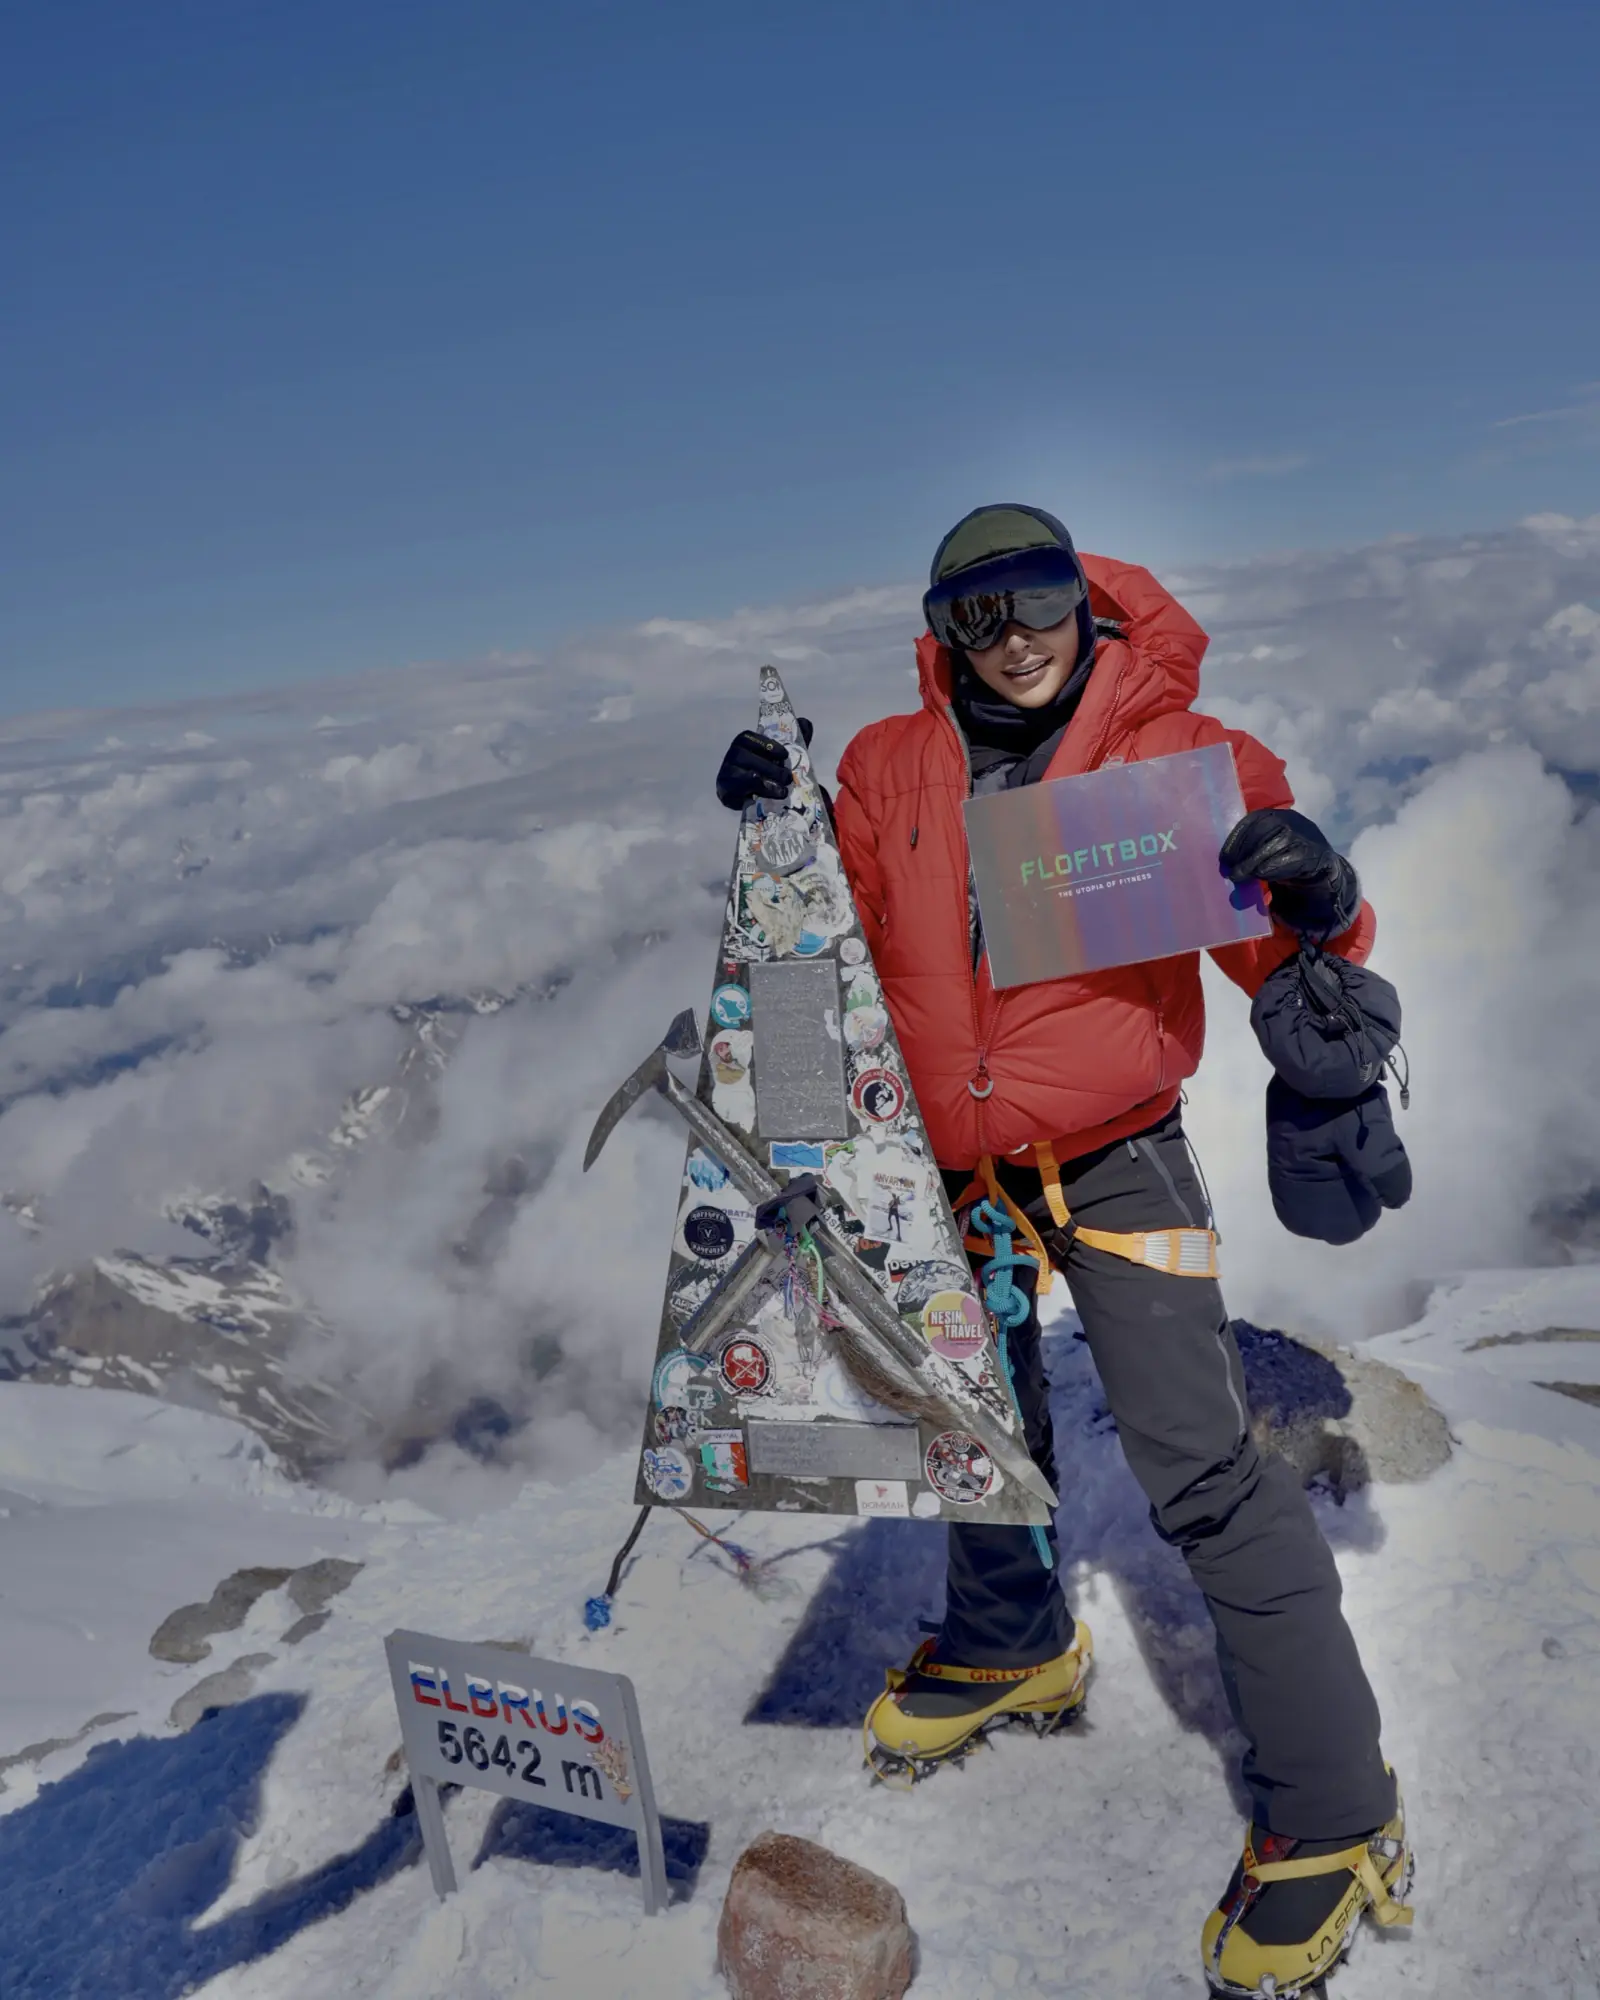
[1185,744,1600,1338]
[0,513,1596,1474]
[1493,400,1600,430]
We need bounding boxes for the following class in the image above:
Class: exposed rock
[1234,1319,1452,1499]
[1541,1382,1600,1409]
[286,1555,364,1616]
[168,1183,294,1263]
[1532,1184,1600,1260]
[153,1554,362,1660]
[1465,1326,1600,1352]
[717,1830,914,2000]
[1,1254,349,1475]
[1457,1326,1600,1413]
[149,1566,294,1664]
[280,1611,331,1646]
[0,1005,472,1478]
[0,1712,133,1795]
[169,1653,275,1732]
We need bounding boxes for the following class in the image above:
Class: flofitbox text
[1019,829,1177,887]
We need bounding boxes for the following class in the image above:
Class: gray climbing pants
[940,1111,1396,1841]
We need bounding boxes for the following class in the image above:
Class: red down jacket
[832,554,1376,1172]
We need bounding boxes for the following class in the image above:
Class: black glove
[714,719,814,811]
[1220,807,1361,940]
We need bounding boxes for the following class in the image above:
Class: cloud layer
[1,514,1596,1477]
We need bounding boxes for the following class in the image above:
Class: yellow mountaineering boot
[862,1622,1093,1786]
[1201,1775,1413,1996]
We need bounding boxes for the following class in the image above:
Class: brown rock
[717,1831,915,2000]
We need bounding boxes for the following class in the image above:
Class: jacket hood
[914,609,1202,769]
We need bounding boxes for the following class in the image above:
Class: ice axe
[582,1006,704,1174]
[583,1012,1058,1512]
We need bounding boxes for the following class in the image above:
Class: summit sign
[384,1629,668,1912]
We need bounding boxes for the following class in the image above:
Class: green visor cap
[930,504,1076,584]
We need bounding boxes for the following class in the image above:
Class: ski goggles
[922,546,1088,653]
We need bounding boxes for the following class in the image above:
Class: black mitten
[1265,1078,1413,1245]
[1251,946,1412,1245]
[1249,950,1403,1100]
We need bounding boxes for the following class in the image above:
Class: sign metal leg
[638,1803,668,1915]
[414,1774,459,1898]
[617,1678,669,1915]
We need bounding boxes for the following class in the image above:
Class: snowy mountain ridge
[0,991,511,1474]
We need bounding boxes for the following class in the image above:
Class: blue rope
[968,1199,1054,1574]
[969,1199,1036,1326]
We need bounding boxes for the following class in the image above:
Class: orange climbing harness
[954,1144,1219,1290]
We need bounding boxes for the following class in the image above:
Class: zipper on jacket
[941,700,974,792]
[1138,965,1168,1094]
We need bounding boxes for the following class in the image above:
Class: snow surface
[0,1387,370,1769]
[2,1274,1598,1999]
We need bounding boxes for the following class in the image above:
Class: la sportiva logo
[1020,829,1176,887]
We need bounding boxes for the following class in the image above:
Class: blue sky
[3,0,1597,716]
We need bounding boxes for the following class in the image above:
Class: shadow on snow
[743,1323,1387,1815]
[474,1797,710,1904]
[0,1692,713,1998]
[0,1694,420,2000]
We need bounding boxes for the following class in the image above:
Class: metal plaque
[745,1419,925,1481]
[749,959,849,1139]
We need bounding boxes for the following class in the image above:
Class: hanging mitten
[1249,948,1412,1245]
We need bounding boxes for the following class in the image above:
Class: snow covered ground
[0,1387,370,1765]
[3,1270,1597,1999]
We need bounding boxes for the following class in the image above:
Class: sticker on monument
[699,1437,749,1490]
[850,1067,905,1125]
[921,1290,987,1361]
[641,1446,694,1499]
[854,1478,911,1518]
[924,1430,998,1504]
[682,1204,737,1262]
[710,983,751,1028]
[718,1334,773,1396]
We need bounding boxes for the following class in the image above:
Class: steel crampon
[862,1665,1089,1789]
[1204,1840,1416,2000]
